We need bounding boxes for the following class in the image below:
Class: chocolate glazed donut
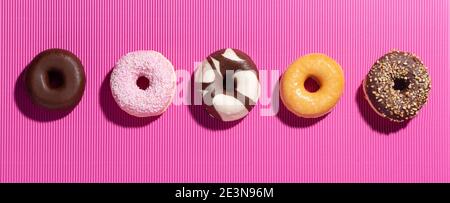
[363,50,431,122]
[25,49,86,110]
[195,48,260,121]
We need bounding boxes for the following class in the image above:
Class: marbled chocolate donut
[194,48,260,121]
[25,49,86,110]
[363,50,431,122]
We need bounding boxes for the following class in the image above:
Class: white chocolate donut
[194,48,260,121]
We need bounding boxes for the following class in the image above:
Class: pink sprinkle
[110,50,176,117]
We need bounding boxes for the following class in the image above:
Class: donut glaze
[25,49,86,110]
[363,50,431,122]
[194,48,260,121]
[110,50,176,117]
[280,53,344,118]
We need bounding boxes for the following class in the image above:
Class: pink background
[1,0,449,182]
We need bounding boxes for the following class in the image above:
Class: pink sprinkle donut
[110,50,176,117]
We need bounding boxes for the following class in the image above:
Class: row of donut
[24,48,431,122]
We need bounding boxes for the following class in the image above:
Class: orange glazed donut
[280,53,344,118]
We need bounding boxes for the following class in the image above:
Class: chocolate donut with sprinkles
[194,48,260,122]
[363,50,431,122]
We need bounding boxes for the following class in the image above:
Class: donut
[280,53,344,118]
[25,49,86,110]
[363,50,431,122]
[110,50,176,117]
[194,48,260,121]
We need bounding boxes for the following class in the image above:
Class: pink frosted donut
[110,50,176,117]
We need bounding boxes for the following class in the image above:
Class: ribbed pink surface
[1,0,449,182]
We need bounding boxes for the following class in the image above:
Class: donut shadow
[276,102,328,128]
[99,70,160,127]
[187,71,242,130]
[275,99,328,128]
[274,76,327,128]
[14,68,73,122]
[356,84,409,134]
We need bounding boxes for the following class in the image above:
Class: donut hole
[46,69,65,89]
[136,76,151,90]
[304,76,321,93]
[393,78,410,91]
